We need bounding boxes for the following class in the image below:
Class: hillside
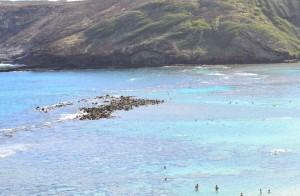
[0,0,300,70]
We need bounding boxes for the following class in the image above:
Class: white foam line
[234,72,258,76]
[270,149,291,155]
[0,144,34,159]
[0,63,26,68]
[129,78,138,81]
[206,73,227,76]
[0,126,28,133]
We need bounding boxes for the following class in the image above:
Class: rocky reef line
[1,95,164,138]
[36,95,164,120]
[79,95,164,120]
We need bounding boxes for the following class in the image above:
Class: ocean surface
[0,63,300,196]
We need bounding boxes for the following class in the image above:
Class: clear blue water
[0,63,300,196]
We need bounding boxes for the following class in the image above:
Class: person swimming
[195,184,199,191]
[215,185,219,192]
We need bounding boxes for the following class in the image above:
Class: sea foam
[0,63,25,68]
[0,144,33,159]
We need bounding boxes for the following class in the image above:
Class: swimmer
[240,193,243,196]
[215,185,219,192]
[260,189,262,194]
[195,184,199,191]
[164,166,166,169]
[268,189,271,194]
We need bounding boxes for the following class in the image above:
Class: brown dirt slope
[0,0,299,70]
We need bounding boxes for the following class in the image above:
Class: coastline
[1,61,299,73]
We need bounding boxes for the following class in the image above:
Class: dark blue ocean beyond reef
[0,63,300,195]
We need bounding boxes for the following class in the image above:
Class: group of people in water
[194,184,271,195]
[164,166,271,195]
[194,184,219,192]
[240,189,271,195]
[241,189,271,195]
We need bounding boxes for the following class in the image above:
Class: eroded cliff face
[0,2,60,61]
[261,0,300,27]
[0,0,299,70]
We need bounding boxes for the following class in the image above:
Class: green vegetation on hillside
[85,0,299,62]
[1,0,300,68]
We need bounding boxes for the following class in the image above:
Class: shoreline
[1,61,299,73]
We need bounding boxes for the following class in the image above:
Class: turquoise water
[0,63,300,195]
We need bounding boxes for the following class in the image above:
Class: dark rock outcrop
[80,96,164,120]
[35,94,164,120]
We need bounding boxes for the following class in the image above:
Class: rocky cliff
[0,0,299,70]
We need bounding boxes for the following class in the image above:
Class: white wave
[0,128,13,133]
[197,80,210,84]
[161,65,182,68]
[270,149,290,155]
[57,111,86,122]
[43,121,53,128]
[58,113,80,121]
[122,89,134,92]
[206,73,227,76]
[278,117,292,120]
[265,117,292,121]
[0,126,28,133]
[195,65,230,70]
[174,134,188,137]
[0,144,33,159]
[129,78,139,81]
[234,72,258,76]
[0,63,25,68]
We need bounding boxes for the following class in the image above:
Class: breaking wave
[0,63,26,68]
[234,72,258,76]
[0,144,33,159]
[270,149,291,155]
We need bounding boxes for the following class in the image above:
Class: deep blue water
[1,63,300,195]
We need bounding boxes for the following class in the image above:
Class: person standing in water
[268,189,271,194]
[240,193,243,196]
[260,189,262,194]
[215,185,219,192]
[195,184,199,191]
